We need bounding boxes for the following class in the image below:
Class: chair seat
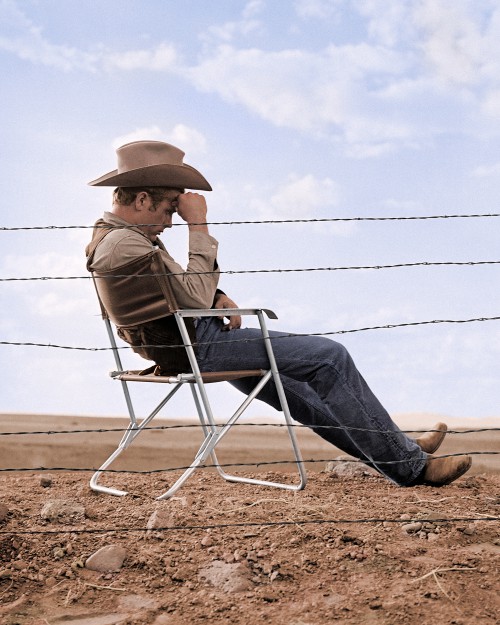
[112,368,267,384]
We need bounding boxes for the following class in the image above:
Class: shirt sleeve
[158,231,220,309]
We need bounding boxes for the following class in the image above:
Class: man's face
[138,190,182,242]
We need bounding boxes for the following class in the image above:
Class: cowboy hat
[88,140,212,191]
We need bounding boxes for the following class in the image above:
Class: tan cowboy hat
[88,140,212,190]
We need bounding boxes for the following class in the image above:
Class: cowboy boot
[419,454,472,486]
[415,422,448,453]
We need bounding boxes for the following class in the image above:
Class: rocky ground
[0,464,498,625]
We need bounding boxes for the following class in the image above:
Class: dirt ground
[0,414,498,625]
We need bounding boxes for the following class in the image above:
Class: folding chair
[90,302,308,500]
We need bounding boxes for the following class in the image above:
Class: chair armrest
[175,308,278,320]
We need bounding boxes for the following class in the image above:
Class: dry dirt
[0,414,498,625]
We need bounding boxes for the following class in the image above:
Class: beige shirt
[89,212,221,309]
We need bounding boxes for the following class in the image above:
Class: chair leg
[157,370,307,500]
[90,383,183,496]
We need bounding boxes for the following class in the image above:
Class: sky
[0,0,499,423]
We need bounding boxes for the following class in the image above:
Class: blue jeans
[195,317,426,486]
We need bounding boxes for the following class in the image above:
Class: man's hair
[113,187,182,208]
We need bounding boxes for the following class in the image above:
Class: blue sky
[0,0,499,421]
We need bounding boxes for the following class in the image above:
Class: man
[86,140,471,487]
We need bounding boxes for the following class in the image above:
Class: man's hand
[214,294,242,331]
[176,192,208,234]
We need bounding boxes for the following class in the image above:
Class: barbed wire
[0,422,497,437]
[0,451,497,475]
[1,315,499,352]
[1,515,497,537]
[2,259,500,282]
[1,212,500,231]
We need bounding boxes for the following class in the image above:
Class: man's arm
[174,193,241,328]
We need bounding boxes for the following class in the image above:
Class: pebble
[85,544,127,572]
[201,535,214,547]
[402,522,423,534]
[147,509,175,532]
[39,475,53,488]
[325,456,378,477]
[40,500,85,524]
[12,560,28,571]
[198,560,252,593]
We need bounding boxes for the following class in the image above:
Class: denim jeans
[195,317,426,486]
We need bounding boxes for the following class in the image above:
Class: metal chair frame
[90,308,307,500]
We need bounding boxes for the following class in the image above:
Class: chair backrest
[91,250,177,327]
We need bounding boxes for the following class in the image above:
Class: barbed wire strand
[2,260,500,282]
[1,515,497,537]
[0,423,497,437]
[0,451,497,475]
[2,212,500,231]
[2,315,499,352]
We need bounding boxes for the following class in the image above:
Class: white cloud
[471,161,500,177]
[201,0,264,45]
[168,125,208,155]
[112,126,165,150]
[0,1,177,73]
[480,89,500,118]
[412,0,485,86]
[243,0,265,19]
[102,43,177,72]
[112,125,207,155]
[294,0,343,20]
[0,0,98,72]
[187,42,409,154]
[2,251,83,279]
[1,251,92,320]
[5,0,500,155]
[355,0,414,47]
[250,174,338,219]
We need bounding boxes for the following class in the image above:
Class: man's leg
[196,318,426,485]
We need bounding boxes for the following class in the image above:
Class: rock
[85,545,127,572]
[325,456,378,477]
[0,503,9,522]
[199,560,253,593]
[402,522,423,534]
[147,509,175,531]
[39,475,53,488]
[53,548,65,559]
[201,535,214,547]
[40,500,85,524]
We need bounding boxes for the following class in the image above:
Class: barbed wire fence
[0,212,498,535]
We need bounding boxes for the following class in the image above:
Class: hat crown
[116,141,185,173]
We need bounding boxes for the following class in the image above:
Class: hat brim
[88,163,212,191]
